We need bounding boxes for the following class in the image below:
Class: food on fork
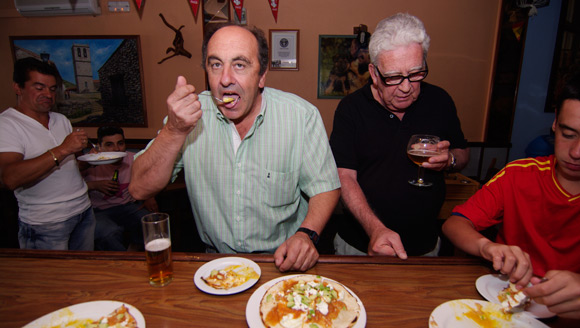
[222,96,235,103]
[202,264,259,290]
[498,282,530,312]
[260,275,360,328]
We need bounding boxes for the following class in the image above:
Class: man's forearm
[129,126,187,200]
[301,188,341,234]
[338,168,386,236]
[0,150,65,190]
[442,215,488,256]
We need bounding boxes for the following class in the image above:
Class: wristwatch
[448,151,457,171]
[296,227,320,245]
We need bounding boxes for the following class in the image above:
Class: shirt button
[390,114,394,118]
[237,241,242,246]
[236,190,241,195]
[236,216,241,221]
[237,163,241,168]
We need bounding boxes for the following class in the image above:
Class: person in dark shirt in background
[330,13,469,257]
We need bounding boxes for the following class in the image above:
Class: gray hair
[369,13,431,64]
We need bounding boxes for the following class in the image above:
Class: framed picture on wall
[269,29,299,70]
[203,0,230,24]
[10,35,147,127]
[318,35,370,99]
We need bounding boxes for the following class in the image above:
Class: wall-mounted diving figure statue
[158,13,192,64]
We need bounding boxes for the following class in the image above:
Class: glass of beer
[142,213,173,287]
[407,134,441,187]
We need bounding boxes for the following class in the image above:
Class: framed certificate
[269,29,299,71]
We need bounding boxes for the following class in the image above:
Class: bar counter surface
[0,249,575,327]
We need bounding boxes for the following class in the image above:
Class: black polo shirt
[329,82,468,255]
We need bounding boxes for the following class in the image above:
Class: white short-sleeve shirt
[0,108,90,224]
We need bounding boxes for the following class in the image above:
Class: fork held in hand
[199,93,234,104]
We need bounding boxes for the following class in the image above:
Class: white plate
[476,274,555,318]
[194,257,261,295]
[23,300,146,328]
[78,151,127,165]
[245,274,367,328]
[429,299,549,328]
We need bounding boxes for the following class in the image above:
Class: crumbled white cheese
[316,300,329,315]
[280,313,305,328]
[338,290,345,301]
[501,299,511,309]
[514,291,527,303]
[306,287,318,297]
[292,295,308,311]
[502,284,529,309]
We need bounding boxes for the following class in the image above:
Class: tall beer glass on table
[141,212,173,287]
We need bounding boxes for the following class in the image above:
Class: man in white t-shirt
[0,57,95,250]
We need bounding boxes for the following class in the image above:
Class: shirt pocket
[259,167,299,207]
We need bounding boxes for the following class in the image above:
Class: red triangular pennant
[135,0,143,10]
[189,0,200,19]
[268,0,278,22]
[232,0,244,22]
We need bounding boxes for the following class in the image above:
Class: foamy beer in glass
[141,213,173,287]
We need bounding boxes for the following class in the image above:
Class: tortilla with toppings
[259,275,360,328]
[498,282,530,312]
[84,304,138,328]
[54,304,139,328]
[202,264,259,290]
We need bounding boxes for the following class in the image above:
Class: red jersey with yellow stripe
[452,155,580,276]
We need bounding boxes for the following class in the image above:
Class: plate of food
[23,300,145,328]
[476,274,555,318]
[246,274,366,328]
[194,257,261,295]
[78,152,127,165]
[429,299,549,328]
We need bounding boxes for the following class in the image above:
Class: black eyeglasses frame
[375,62,429,86]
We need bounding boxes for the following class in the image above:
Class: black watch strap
[296,227,320,245]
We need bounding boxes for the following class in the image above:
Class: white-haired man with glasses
[329,13,470,258]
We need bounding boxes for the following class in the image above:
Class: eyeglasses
[375,63,429,86]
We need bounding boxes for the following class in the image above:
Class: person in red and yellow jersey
[443,72,580,319]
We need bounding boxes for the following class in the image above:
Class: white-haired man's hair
[369,13,430,64]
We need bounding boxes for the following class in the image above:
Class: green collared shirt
[154,87,340,253]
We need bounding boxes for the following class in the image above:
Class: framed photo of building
[318,35,370,99]
[10,35,147,127]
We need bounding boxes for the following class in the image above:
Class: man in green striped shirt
[130,24,340,272]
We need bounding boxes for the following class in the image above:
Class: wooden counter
[0,250,573,327]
